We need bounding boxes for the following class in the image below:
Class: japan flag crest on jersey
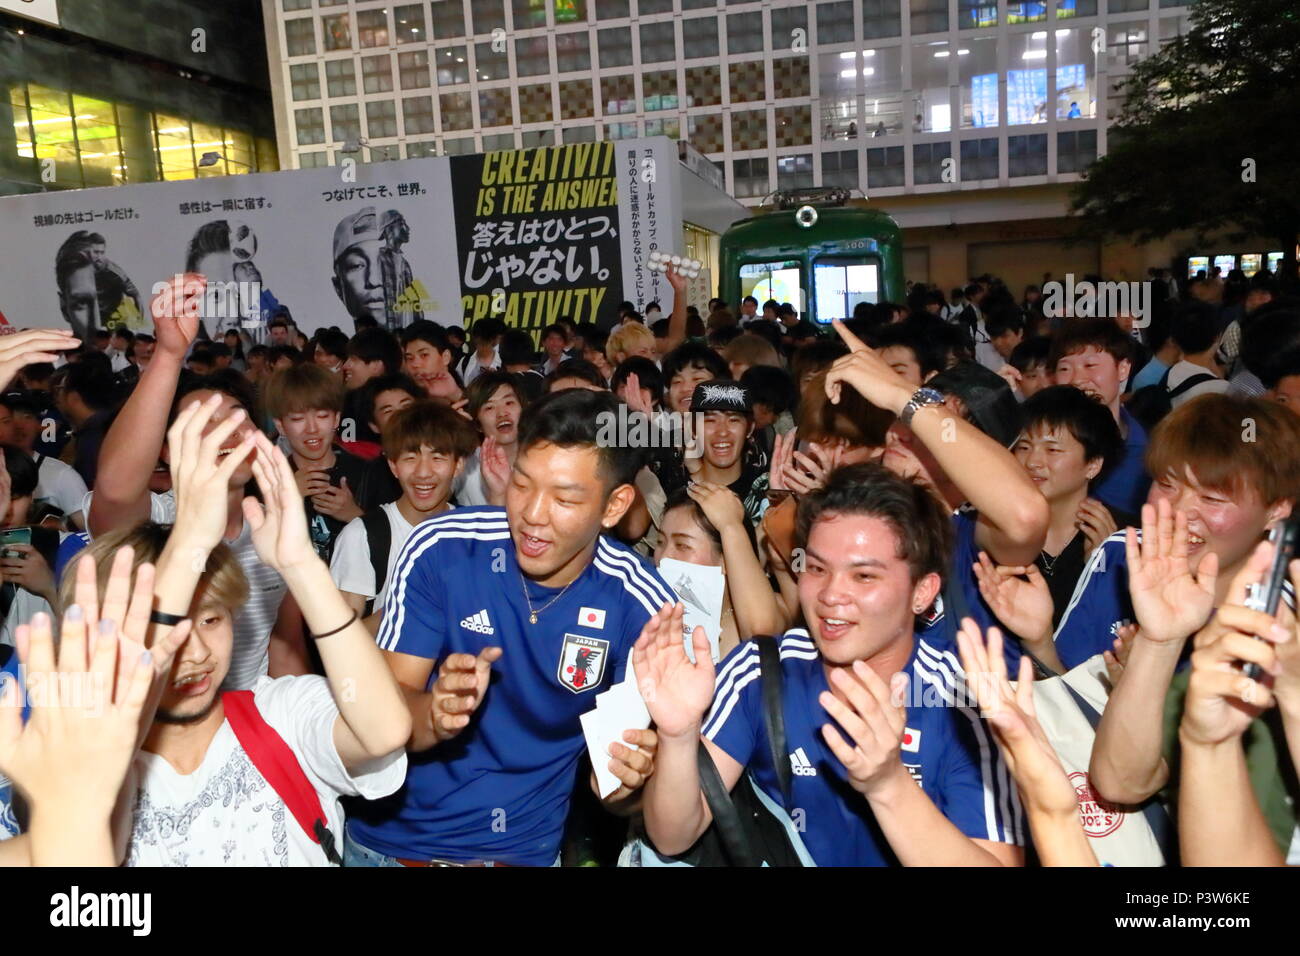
[558,634,610,694]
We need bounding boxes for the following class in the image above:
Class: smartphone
[0,527,30,560]
[1242,518,1300,680]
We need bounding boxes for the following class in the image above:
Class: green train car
[719,190,905,325]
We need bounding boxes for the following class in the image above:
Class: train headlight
[795,205,818,229]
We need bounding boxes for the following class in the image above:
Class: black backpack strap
[755,636,792,806]
[359,509,391,616]
[696,744,760,867]
[1166,371,1218,400]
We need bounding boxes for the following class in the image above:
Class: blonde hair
[59,523,249,616]
[606,323,655,364]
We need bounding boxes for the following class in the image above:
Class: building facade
[262,0,1217,294]
[0,0,279,197]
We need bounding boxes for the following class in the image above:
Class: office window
[644,117,680,137]
[394,4,426,44]
[1008,133,1047,176]
[775,105,813,147]
[643,71,679,111]
[299,151,328,168]
[283,0,311,10]
[685,65,722,106]
[484,132,516,150]
[817,2,854,45]
[1008,32,1048,124]
[682,0,715,7]
[822,149,859,188]
[366,100,397,139]
[398,51,431,89]
[599,0,631,16]
[357,9,389,47]
[727,13,764,53]
[1057,129,1097,173]
[513,0,550,29]
[731,109,767,148]
[958,0,998,29]
[479,88,514,128]
[1055,28,1098,120]
[330,103,361,144]
[601,75,637,114]
[862,0,902,39]
[640,21,677,62]
[325,59,356,97]
[430,0,465,38]
[362,55,393,94]
[640,0,674,13]
[959,137,998,180]
[819,51,859,141]
[959,35,998,128]
[606,121,639,140]
[909,0,947,35]
[440,92,473,130]
[730,62,767,104]
[864,45,903,134]
[1108,24,1149,67]
[442,136,475,154]
[519,83,553,124]
[435,47,470,85]
[472,4,506,33]
[1062,0,1097,13]
[403,96,436,134]
[556,31,591,72]
[1109,0,1149,11]
[475,42,511,81]
[777,153,815,189]
[516,36,551,77]
[771,6,809,53]
[564,126,597,143]
[1006,1,1046,23]
[598,27,634,67]
[911,40,952,132]
[285,18,316,56]
[773,57,811,99]
[290,63,320,101]
[406,141,438,158]
[295,107,325,145]
[866,145,904,187]
[913,141,952,183]
[683,16,719,58]
[522,129,555,148]
[322,13,351,51]
[688,113,725,153]
[559,79,594,118]
[732,157,770,198]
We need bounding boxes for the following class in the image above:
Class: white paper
[582,661,653,799]
[657,557,726,663]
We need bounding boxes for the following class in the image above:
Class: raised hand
[767,426,796,493]
[955,619,1080,818]
[1125,498,1218,646]
[149,273,204,359]
[664,263,688,297]
[621,371,655,418]
[0,328,80,391]
[242,431,318,573]
[312,477,363,523]
[480,435,511,506]
[1077,498,1118,555]
[682,412,704,479]
[782,442,840,496]
[633,602,714,739]
[167,393,257,553]
[818,660,910,797]
[429,646,503,742]
[973,551,1054,647]
[1103,622,1138,686]
[824,319,913,414]
[686,480,745,532]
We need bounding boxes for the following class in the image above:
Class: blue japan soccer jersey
[703,630,1024,866]
[349,507,676,865]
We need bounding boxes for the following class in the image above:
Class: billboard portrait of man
[55,231,143,338]
[185,219,266,337]
[333,206,424,330]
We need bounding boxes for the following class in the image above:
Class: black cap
[690,380,752,415]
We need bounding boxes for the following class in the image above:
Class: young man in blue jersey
[638,463,1023,866]
[1049,318,1151,515]
[345,388,675,866]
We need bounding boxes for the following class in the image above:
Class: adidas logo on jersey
[460,610,494,635]
[788,747,817,777]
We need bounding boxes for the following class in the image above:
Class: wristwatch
[899,387,945,427]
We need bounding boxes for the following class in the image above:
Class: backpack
[222,690,343,865]
[633,637,811,867]
[1126,366,1218,431]
[359,508,392,617]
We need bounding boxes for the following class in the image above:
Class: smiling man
[342,389,674,866]
[401,320,463,404]
[637,463,1023,866]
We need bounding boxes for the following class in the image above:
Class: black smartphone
[1242,518,1300,680]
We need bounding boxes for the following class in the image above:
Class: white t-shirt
[1166,360,1230,408]
[82,490,287,690]
[329,501,418,608]
[452,450,489,507]
[126,674,406,867]
[34,453,88,523]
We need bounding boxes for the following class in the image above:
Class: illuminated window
[911,40,952,133]
[776,153,814,189]
[1055,28,1098,119]
[322,14,351,52]
[959,36,998,128]
[513,0,550,29]
[394,4,426,44]
[363,55,394,94]
[958,0,998,29]
[290,63,320,101]
[403,96,436,134]
[70,94,123,186]
[357,9,389,47]
[430,0,465,38]
[440,92,473,130]
[398,51,431,88]
[1007,1,1047,24]
[435,47,470,85]
[818,51,860,141]
[864,45,904,136]
[285,18,316,56]
[475,41,510,81]
[154,114,196,181]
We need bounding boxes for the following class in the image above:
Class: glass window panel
[959,137,998,179]
[598,27,634,67]
[522,129,554,148]
[817,2,854,45]
[398,50,431,88]
[564,125,597,143]
[727,13,764,54]
[730,61,767,104]
[475,41,511,81]
[1109,0,1149,11]
[771,6,808,53]
[819,51,861,141]
[1008,132,1047,175]
[822,148,859,187]
[330,103,361,145]
[773,57,811,99]
[435,46,470,85]
[472,4,506,33]
[866,145,905,187]
[440,92,473,130]
[605,121,639,140]
[516,36,551,77]
[154,114,196,181]
[958,0,998,28]
[559,79,595,118]
[479,88,514,127]
[643,70,679,111]
[283,0,311,9]
[731,108,767,147]
[1054,28,1098,119]
[644,117,680,137]
[776,153,815,189]
[72,94,122,187]
[290,63,320,101]
[775,104,813,147]
[862,0,902,39]
[484,132,516,150]
[295,107,326,145]
[682,0,716,8]
[640,0,673,13]
[362,55,393,93]
[513,0,551,29]
[285,18,316,56]
[394,4,426,44]
[958,35,998,128]
[442,136,475,154]
[519,82,554,123]
[601,75,637,115]
[11,87,34,165]
[403,96,436,134]
[406,141,438,158]
[322,13,351,51]
[357,9,389,47]
[366,100,398,139]
[1007,1,1047,23]
[325,58,356,97]
[1059,0,1097,14]
[1108,23,1149,68]
[912,140,952,183]
[640,20,677,62]
[1008,32,1048,124]
[685,64,722,106]
[682,16,718,57]
[864,45,903,135]
[911,40,952,132]
[299,151,328,168]
[732,156,770,198]
[909,0,948,35]
[225,129,255,175]
[430,0,465,38]
[687,113,724,153]
[555,1,587,23]
[556,31,591,71]
[598,0,630,17]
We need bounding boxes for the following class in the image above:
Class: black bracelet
[149,609,187,627]
[311,610,358,641]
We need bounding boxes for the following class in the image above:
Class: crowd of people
[0,260,1298,868]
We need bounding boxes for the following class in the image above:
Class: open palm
[632,602,714,739]
[973,551,1053,644]
[1126,499,1217,646]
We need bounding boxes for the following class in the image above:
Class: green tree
[1070,0,1300,287]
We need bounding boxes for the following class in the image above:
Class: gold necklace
[519,568,578,625]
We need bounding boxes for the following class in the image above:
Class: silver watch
[899,387,945,427]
